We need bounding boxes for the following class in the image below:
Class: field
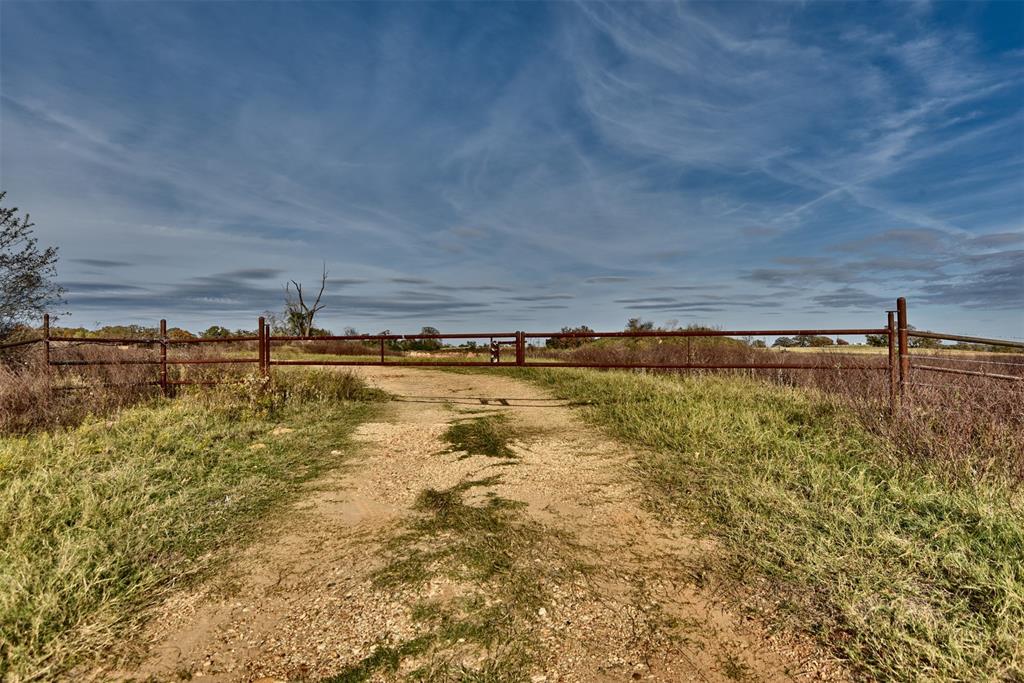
[0,337,1022,681]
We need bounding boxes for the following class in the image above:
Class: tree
[773,336,797,348]
[750,339,767,348]
[201,325,232,338]
[402,326,442,351]
[794,334,833,347]
[546,325,596,349]
[865,333,888,347]
[0,192,64,337]
[284,263,328,336]
[625,318,655,333]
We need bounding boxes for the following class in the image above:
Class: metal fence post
[42,313,51,383]
[264,322,272,376]
[159,319,168,397]
[515,331,525,365]
[887,310,897,413]
[257,316,266,377]
[379,337,385,364]
[896,297,909,400]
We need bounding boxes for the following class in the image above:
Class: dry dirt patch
[106,368,841,682]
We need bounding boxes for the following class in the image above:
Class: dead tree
[285,263,328,336]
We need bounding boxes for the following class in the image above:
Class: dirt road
[113,368,837,682]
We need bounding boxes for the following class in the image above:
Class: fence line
[1,298,1021,410]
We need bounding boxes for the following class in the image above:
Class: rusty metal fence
[2,298,1021,411]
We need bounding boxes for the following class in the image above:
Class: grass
[442,414,518,459]
[326,475,585,681]
[504,367,1024,681]
[0,370,384,681]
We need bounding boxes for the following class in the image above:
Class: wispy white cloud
[0,1,1020,335]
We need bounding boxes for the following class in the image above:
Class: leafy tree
[865,333,888,347]
[201,325,232,338]
[750,339,767,348]
[794,334,833,347]
[167,327,195,340]
[625,318,655,333]
[836,338,849,346]
[0,192,64,337]
[546,325,596,349]
[773,336,797,348]
[910,335,943,349]
[401,326,442,351]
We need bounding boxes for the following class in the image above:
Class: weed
[441,415,517,459]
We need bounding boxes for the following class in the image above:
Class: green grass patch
[334,476,585,681]
[442,414,518,460]
[0,370,384,680]
[507,368,1024,681]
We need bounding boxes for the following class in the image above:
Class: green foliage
[545,325,596,349]
[625,317,655,332]
[794,334,834,347]
[200,325,232,338]
[0,192,64,339]
[865,333,888,347]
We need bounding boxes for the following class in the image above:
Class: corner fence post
[159,319,168,397]
[515,331,525,366]
[42,313,51,383]
[887,310,897,413]
[897,297,909,401]
[257,316,266,377]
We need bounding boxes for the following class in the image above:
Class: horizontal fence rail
[2,299,1021,406]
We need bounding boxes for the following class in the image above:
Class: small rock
[531,676,548,683]
[537,607,548,618]
[271,426,294,435]
[249,443,267,450]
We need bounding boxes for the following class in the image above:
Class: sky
[1,1,1022,339]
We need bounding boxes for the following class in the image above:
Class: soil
[103,368,847,682]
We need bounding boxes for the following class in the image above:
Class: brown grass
[559,338,1024,483]
[0,341,251,434]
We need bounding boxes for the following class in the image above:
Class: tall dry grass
[0,340,254,434]
[560,339,1024,483]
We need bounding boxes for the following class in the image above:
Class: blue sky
[1,1,1022,338]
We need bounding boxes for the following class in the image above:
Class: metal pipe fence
[1,299,1020,407]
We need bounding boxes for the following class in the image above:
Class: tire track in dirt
[106,368,843,682]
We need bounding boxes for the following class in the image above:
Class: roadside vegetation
[0,370,384,681]
[512,367,1023,680]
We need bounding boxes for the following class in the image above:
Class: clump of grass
[273,368,388,403]
[0,371,383,681]
[518,368,1024,681]
[374,477,539,592]
[349,477,584,680]
[441,414,518,459]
